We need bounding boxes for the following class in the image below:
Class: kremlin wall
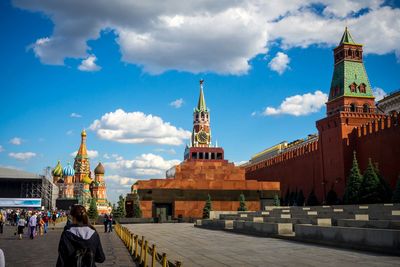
[245,28,400,203]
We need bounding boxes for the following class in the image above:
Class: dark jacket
[56,224,105,267]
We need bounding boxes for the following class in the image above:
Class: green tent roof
[339,27,356,45]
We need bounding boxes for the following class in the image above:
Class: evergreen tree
[326,187,338,205]
[289,192,295,206]
[87,198,98,221]
[202,194,212,219]
[343,151,363,204]
[132,193,142,218]
[284,188,290,206]
[306,189,319,206]
[392,175,400,203]
[374,163,392,202]
[238,193,247,211]
[296,190,305,206]
[359,158,382,204]
[273,194,280,207]
[114,194,126,218]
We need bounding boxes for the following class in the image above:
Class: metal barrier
[115,222,183,267]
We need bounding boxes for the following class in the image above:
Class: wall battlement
[352,112,399,138]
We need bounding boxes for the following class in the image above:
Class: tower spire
[339,26,356,45]
[76,129,88,158]
[197,79,207,111]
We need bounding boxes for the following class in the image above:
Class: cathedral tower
[74,129,91,183]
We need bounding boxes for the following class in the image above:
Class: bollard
[134,235,139,259]
[139,236,145,264]
[130,233,134,254]
[143,240,148,267]
[151,244,156,267]
[162,253,167,267]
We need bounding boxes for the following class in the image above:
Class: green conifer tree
[284,188,290,206]
[296,190,305,206]
[326,187,338,205]
[374,163,392,202]
[238,193,247,211]
[114,195,126,219]
[306,189,319,206]
[202,194,212,219]
[359,158,382,203]
[392,175,400,203]
[133,193,142,218]
[273,194,280,206]
[343,151,363,204]
[87,198,98,221]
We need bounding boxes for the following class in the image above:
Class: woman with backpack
[56,205,105,267]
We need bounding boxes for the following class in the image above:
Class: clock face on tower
[196,130,209,144]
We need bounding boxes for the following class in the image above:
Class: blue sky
[1,0,400,203]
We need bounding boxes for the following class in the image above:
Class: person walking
[57,205,105,267]
[42,213,49,234]
[17,215,26,239]
[107,214,113,233]
[0,211,4,234]
[28,212,37,239]
[103,214,108,233]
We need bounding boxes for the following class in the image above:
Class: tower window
[358,83,366,93]
[349,82,357,93]
[350,103,356,112]
[363,104,369,113]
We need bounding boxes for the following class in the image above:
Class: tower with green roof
[327,27,376,116]
[191,79,211,147]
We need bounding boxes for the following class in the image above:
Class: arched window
[350,103,356,112]
[363,104,369,113]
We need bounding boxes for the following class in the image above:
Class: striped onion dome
[63,162,75,177]
[52,160,63,177]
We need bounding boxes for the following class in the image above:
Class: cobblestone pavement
[126,223,399,267]
[0,223,136,267]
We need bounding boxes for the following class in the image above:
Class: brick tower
[316,27,385,198]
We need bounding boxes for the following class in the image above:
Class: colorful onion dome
[82,175,93,184]
[63,162,75,177]
[94,162,105,175]
[52,161,63,177]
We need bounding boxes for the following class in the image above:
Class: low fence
[115,223,183,267]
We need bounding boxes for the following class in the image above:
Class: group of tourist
[103,213,114,233]
[0,209,66,240]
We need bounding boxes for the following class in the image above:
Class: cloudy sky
[1,0,399,203]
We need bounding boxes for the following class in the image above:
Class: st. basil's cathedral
[51,130,110,214]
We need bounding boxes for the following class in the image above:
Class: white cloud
[268,52,290,74]
[89,109,191,145]
[10,137,22,145]
[70,149,99,159]
[70,113,82,118]
[66,130,73,135]
[262,90,328,116]
[9,152,36,161]
[13,1,400,74]
[0,145,4,152]
[103,174,139,203]
[234,160,248,166]
[78,55,101,72]
[170,98,184,108]
[373,87,387,101]
[154,148,177,155]
[104,153,180,177]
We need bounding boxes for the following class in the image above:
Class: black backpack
[75,248,95,267]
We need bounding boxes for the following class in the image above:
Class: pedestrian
[17,215,26,239]
[52,212,57,227]
[0,211,4,234]
[107,214,113,233]
[103,214,108,233]
[28,212,37,239]
[43,213,49,234]
[39,216,45,236]
[56,205,105,267]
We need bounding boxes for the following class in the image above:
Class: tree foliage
[202,194,212,219]
[343,151,363,204]
[296,190,305,206]
[114,195,126,218]
[326,188,339,205]
[133,193,142,218]
[238,193,247,211]
[87,198,98,220]
[392,175,400,203]
[359,158,382,204]
[374,163,392,202]
[306,189,319,206]
[273,194,280,207]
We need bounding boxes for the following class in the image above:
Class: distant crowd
[0,209,66,240]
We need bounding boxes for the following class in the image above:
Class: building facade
[133,80,279,220]
[53,130,110,213]
[245,28,400,203]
